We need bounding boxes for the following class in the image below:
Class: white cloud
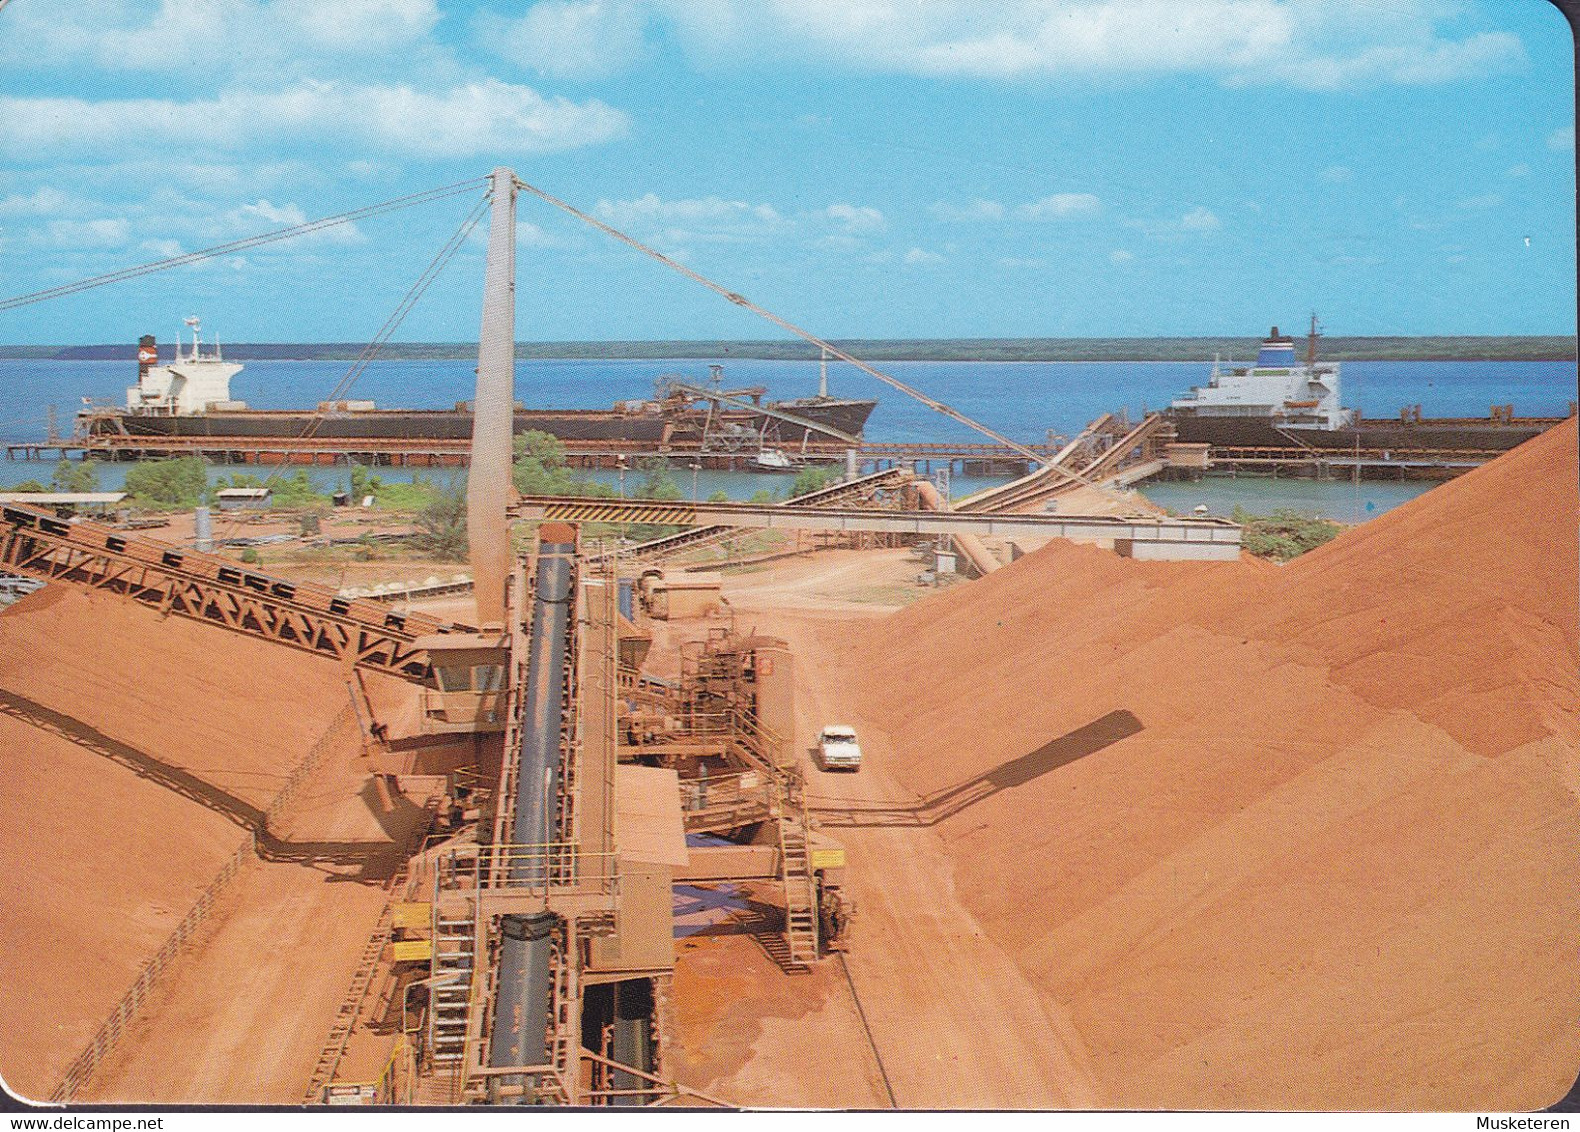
[593,193,792,250]
[139,238,185,258]
[43,218,131,249]
[237,200,309,228]
[1126,206,1222,239]
[211,199,365,245]
[1549,126,1576,151]
[1506,163,1531,179]
[1017,193,1101,220]
[476,1,649,80]
[0,188,72,218]
[823,203,886,233]
[1246,30,1522,92]
[0,0,443,74]
[0,81,630,162]
[903,246,944,265]
[516,220,558,247]
[597,194,786,230]
[654,0,1523,91]
[1457,193,1503,211]
[1319,165,1352,183]
[275,0,441,51]
[590,194,886,249]
[931,199,1006,222]
[1109,249,1135,263]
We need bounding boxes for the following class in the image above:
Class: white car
[818,725,863,771]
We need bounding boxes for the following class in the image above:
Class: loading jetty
[11,406,1567,484]
[9,320,1569,482]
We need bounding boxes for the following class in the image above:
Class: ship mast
[1306,312,1320,368]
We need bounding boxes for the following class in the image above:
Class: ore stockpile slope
[0,586,415,1102]
[843,418,1579,1110]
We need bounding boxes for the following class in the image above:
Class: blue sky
[0,0,1574,343]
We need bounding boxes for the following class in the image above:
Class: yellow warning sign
[810,848,846,870]
[390,939,433,963]
[390,902,430,930]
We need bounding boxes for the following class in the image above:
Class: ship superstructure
[1170,318,1352,432]
[126,318,245,416]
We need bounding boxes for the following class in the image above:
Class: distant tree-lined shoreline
[2,336,1574,364]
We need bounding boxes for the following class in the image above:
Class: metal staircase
[428,902,477,1067]
[303,902,396,1102]
[776,789,820,970]
[547,925,580,1100]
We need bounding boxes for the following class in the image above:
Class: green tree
[51,458,99,494]
[349,464,379,501]
[633,458,683,500]
[512,429,612,498]
[10,479,46,493]
[269,470,327,509]
[706,489,730,503]
[413,478,468,560]
[789,464,840,498]
[125,456,208,506]
[1235,507,1343,563]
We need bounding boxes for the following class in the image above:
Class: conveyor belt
[0,504,460,682]
[510,494,1242,548]
[611,466,914,563]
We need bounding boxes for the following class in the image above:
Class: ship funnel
[137,335,157,377]
[468,167,518,629]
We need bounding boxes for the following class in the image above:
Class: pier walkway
[5,434,1051,476]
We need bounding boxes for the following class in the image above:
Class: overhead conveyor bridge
[602,466,917,563]
[511,495,1243,559]
[0,504,462,682]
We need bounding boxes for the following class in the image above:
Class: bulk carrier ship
[77,322,877,458]
[1166,318,1561,454]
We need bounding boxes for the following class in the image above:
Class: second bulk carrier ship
[1166,318,1559,455]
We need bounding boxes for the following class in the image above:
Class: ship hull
[766,398,877,441]
[1167,413,1554,453]
[84,398,877,447]
[88,409,671,444]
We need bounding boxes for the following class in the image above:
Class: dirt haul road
[706,559,1103,1109]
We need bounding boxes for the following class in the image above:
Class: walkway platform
[509,495,1242,559]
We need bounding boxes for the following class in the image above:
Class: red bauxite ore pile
[838,418,1579,1110]
[0,586,411,1102]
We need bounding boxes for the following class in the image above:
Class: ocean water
[1,354,1572,519]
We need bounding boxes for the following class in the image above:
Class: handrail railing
[438,841,621,898]
[48,696,361,1104]
[49,833,255,1103]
